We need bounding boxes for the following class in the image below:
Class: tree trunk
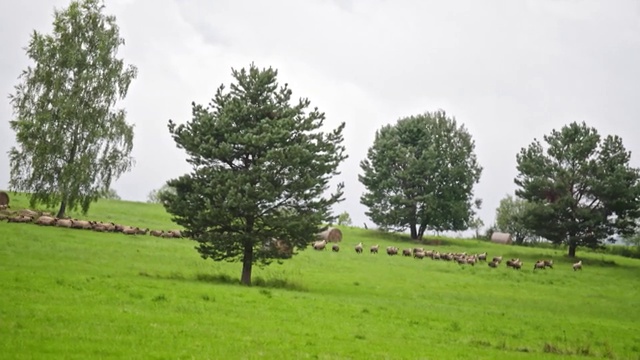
[410,223,418,239]
[568,243,577,257]
[417,223,426,240]
[56,199,67,219]
[241,241,253,286]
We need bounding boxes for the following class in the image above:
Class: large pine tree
[161,64,347,285]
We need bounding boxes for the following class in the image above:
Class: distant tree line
[7,0,640,284]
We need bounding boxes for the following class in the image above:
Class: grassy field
[1,193,639,359]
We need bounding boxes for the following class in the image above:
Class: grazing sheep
[7,215,33,223]
[370,244,379,254]
[386,246,398,256]
[414,250,425,259]
[161,231,174,238]
[149,230,164,237]
[35,216,57,226]
[511,260,523,270]
[402,249,412,257]
[478,252,487,261]
[543,260,554,269]
[533,260,546,270]
[488,260,498,268]
[56,219,74,228]
[122,227,138,235]
[506,258,520,268]
[573,260,582,271]
[313,239,327,250]
[93,224,108,232]
[72,220,92,229]
[332,244,340,252]
[354,242,363,254]
[168,230,182,238]
[136,227,149,235]
[492,256,503,264]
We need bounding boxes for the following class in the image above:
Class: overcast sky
[1,0,640,235]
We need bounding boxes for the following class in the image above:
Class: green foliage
[8,0,137,218]
[359,110,483,239]
[495,194,536,244]
[161,64,347,285]
[146,183,175,204]
[468,216,484,239]
[515,121,640,257]
[337,211,352,226]
[100,188,120,200]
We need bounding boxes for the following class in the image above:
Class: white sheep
[573,260,582,271]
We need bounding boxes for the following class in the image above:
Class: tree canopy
[337,211,352,226]
[494,194,536,244]
[161,64,347,285]
[515,121,640,256]
[8,0,137,218]
[147,183,175,204]
[100,188,121,200]
[359,111,482,239]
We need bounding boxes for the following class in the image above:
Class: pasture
[1,194,639,359]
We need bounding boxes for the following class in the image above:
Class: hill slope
[1,195,639,359]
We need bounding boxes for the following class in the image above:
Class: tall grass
[1,193,639,359]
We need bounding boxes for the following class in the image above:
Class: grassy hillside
[1,194,639,359]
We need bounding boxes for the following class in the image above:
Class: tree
[161,64,347,286]
[468,216,484,239]
[359,110,483,239]
[8,0,137,218]
[337,211,352,226]
[100,188,120,200]
[515,121,640,257]
[147,183,175,204]
[495,194,536,244]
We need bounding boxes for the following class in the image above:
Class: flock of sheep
[311,239,585,271]
[0,208,183,238]
[1,207,586,272]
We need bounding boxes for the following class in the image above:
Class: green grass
[1,193,640,359]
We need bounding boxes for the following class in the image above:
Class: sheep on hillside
[533,260,546,270]
[313,239,327,250]
[370,244,379,254]
[386,246,398,256]
[573,260,582,271]
[149,230,164,237]
[354,242,363,254]
[35,216,57,226]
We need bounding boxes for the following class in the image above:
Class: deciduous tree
[337,211,352,226]
[161,64,347,285]
[8,0,137,218]
[147,184,175,204]
[100,188,121,200]
[359,111,482,239]
[515,121,640,257]
[495,194,535,244]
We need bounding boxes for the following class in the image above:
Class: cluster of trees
[7,0,640,284]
